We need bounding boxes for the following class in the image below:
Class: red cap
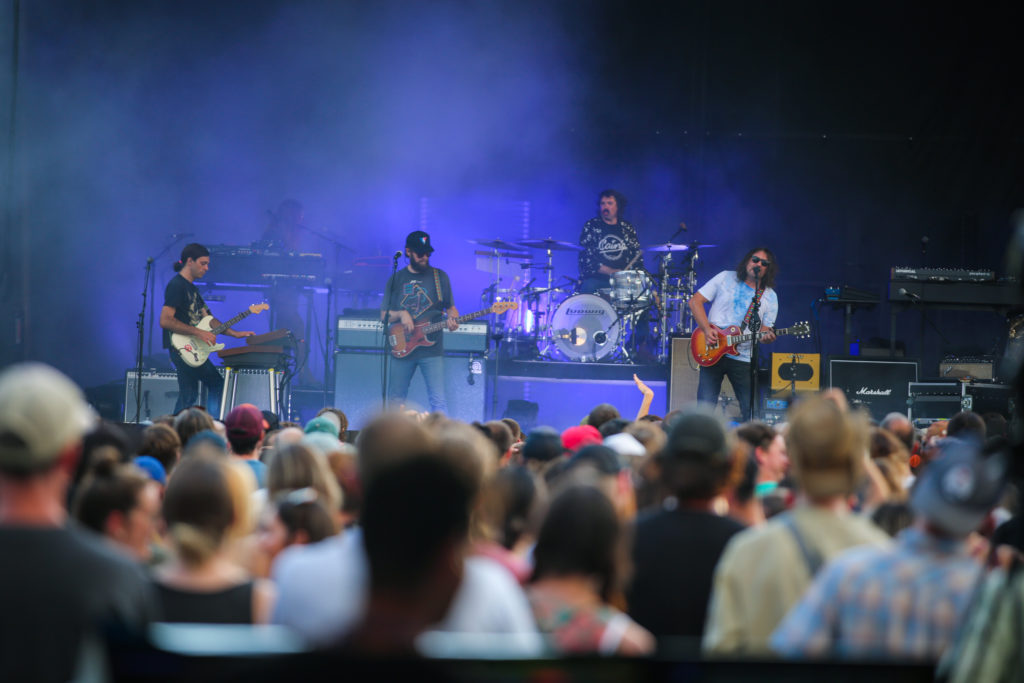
[561,424,602,453]
[224,403,266,442]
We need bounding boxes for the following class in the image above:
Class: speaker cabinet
[334,350,486,429]
[669,338,739,419]
[124,371,182,422]
[828,358,918,421]
[220,368,282,418]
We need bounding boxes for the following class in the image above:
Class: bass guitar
[389,302,518,358]
[171,303,269,368]
[690,321,811,367]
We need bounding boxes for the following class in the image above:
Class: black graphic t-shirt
[578,217,641,278]
[163,274,208,349]
[382,266,454,357]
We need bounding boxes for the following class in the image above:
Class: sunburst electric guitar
[389,302,518,358]
[690,321,811,367]
[171,303,269,367]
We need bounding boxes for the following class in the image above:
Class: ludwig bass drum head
[549,294,621,361]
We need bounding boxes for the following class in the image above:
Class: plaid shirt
[770,526,982,661]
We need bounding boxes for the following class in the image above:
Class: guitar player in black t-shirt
[380,231,459,413]
[160,243,254,415]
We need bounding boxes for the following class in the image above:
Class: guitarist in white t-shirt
[160,243,254,415]
[687,247,779,422]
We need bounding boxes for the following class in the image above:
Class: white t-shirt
[271,528,540,651]
[697,270,778,362]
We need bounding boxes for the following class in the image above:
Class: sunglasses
[751,255,771,266]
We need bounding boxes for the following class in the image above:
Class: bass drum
[549,294,622,362]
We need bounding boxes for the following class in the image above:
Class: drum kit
[472,237,716,363]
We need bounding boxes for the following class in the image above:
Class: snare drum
[609,270,652,308]
[549,294,622,362]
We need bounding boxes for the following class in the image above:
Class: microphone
[898,287,922,302]
[393,250,403,263]
[679,222,688,231]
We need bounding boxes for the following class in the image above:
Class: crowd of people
[0,361,1021,681]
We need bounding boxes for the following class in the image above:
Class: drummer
[578,189,642,294]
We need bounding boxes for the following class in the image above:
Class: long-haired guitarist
[380,230,459,413]
[160,243,255,414]
[687,247,779,422]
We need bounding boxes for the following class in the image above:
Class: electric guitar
[171,303,269,368]
[389,302,518,358]
[690,321,811,367]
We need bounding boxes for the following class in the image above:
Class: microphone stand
[747,271,764,421]
[133,258,154,422]
[381,253,401,412]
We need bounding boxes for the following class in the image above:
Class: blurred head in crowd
[735,421,788,486]
[174,407,216,449]
[786,394,868,501]
[315,407,349,440]
[224,404,266,457]
[138,423,181,476]
[880,412,915,452]
[946,411,985,442]
[587,403,620,431]
[73,453,161,562]
[267,442,342,518]
[162,456,235,568]
[531,484,627,605]
[258,487,337,565]
[661,408,738,503]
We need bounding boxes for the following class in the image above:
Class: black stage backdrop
[0,1,1021,391]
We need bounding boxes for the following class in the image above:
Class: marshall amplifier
[828,358,918,421]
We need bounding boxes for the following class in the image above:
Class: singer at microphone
[686,247,780,423]
[380,230,460,415]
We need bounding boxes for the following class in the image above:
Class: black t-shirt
[578,217,641,277]
[0,525,158,683]
[163,273,208,349]
[382,266,453,357]
[627,506,745,641]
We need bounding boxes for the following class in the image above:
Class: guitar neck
[729,325,797,345]
[420,307,493,334]
[212,309,252,336]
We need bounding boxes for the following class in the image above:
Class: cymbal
[645,242,718,252]
[518,238,583,252]
[470,239,529,253]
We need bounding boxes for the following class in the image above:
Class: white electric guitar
[171,303,269,367]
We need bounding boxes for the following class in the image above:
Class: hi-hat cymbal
[470,238,531,253]
[518,238,583,252]
[645,242,718,252]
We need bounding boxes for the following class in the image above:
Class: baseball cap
[604,432,647,459]
[910,438,1007,537]
[568,444,623,476]
[405,230,435,255]
[224,403,266,442]
[0,362,95,472]
[305,415,340,439]
[133,455,167,486]
[522,427,564,463]
[665,408,728,463]
[561,424,602,453]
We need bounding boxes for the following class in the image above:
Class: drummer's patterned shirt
[578,217,641,278]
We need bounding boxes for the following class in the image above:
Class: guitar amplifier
[828,358,918,421]
[336,316,489,352]
[907,382,964,424]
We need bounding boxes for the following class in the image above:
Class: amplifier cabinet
[669,338,739,420]
[334,349,487,429]
[828,358,918,421]
[337,316,489,352]
[124,371,183,422]
[908,382,964,424]
[963,383,1014,419]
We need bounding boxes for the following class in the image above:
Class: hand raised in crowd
[633,374,654,398]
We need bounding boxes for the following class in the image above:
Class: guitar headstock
[250,303,270,315]
[492,301,519,314]
[790,321,811,338]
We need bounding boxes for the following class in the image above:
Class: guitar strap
[433,268,444,314]
[740,284,765,332]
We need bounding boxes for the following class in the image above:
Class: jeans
[388,353,448,414]
[697,355,754,423]
[169,350,224,416]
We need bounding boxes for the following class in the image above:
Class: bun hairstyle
[72,451,151,535]
[162,456,235,567]
[173,243,210,272]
